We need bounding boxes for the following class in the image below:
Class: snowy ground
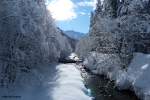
[83,52,150,100]
[116,53,150,100]
[51,64,92,100]
[0,63,92,100]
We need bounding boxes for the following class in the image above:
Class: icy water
[82,70,139,100]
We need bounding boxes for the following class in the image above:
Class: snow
[51,64,92,100]
[68,53,80,61]
[117,53,150,100]
[0,0,73,85]
[75,0,150,100]
[83,52,150,100]
[83,52,121,80]
[0,64,92,100]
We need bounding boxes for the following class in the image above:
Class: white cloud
[77,0,105,10]
[79,12,86,15]
[47,0,77,21]
[77,0,97,10]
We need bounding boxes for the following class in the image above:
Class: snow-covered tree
[76,0,150,69]
[0,0,72,86]
[103,0,119,17]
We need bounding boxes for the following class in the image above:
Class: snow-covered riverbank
[51,64,92,100]
[0,63,92,100]
[117,53,150,100]
[83,52,150,100]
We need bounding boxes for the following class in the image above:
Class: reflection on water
[83,72,139,100]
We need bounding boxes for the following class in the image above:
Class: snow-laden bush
[83,52,122,80]
[115,53,150,100]
[83,52,150,100]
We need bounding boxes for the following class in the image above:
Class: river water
[51,63,139,100]
[83,72,139,100]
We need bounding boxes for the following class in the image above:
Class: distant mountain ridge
[64,30,85,40]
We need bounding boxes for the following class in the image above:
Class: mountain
[58,28,78,52]
[64,30,85,40]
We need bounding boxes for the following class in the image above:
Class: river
[82,70,139,100]
[51,63,139,100]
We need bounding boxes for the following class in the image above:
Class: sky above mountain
[46,0,98,33]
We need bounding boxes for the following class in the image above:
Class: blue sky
[46,0,97,33]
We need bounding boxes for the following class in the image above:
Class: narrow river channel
[82,71,139,100]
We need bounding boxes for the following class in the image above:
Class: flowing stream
[51,63,139,100]
[82,70,139,100]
